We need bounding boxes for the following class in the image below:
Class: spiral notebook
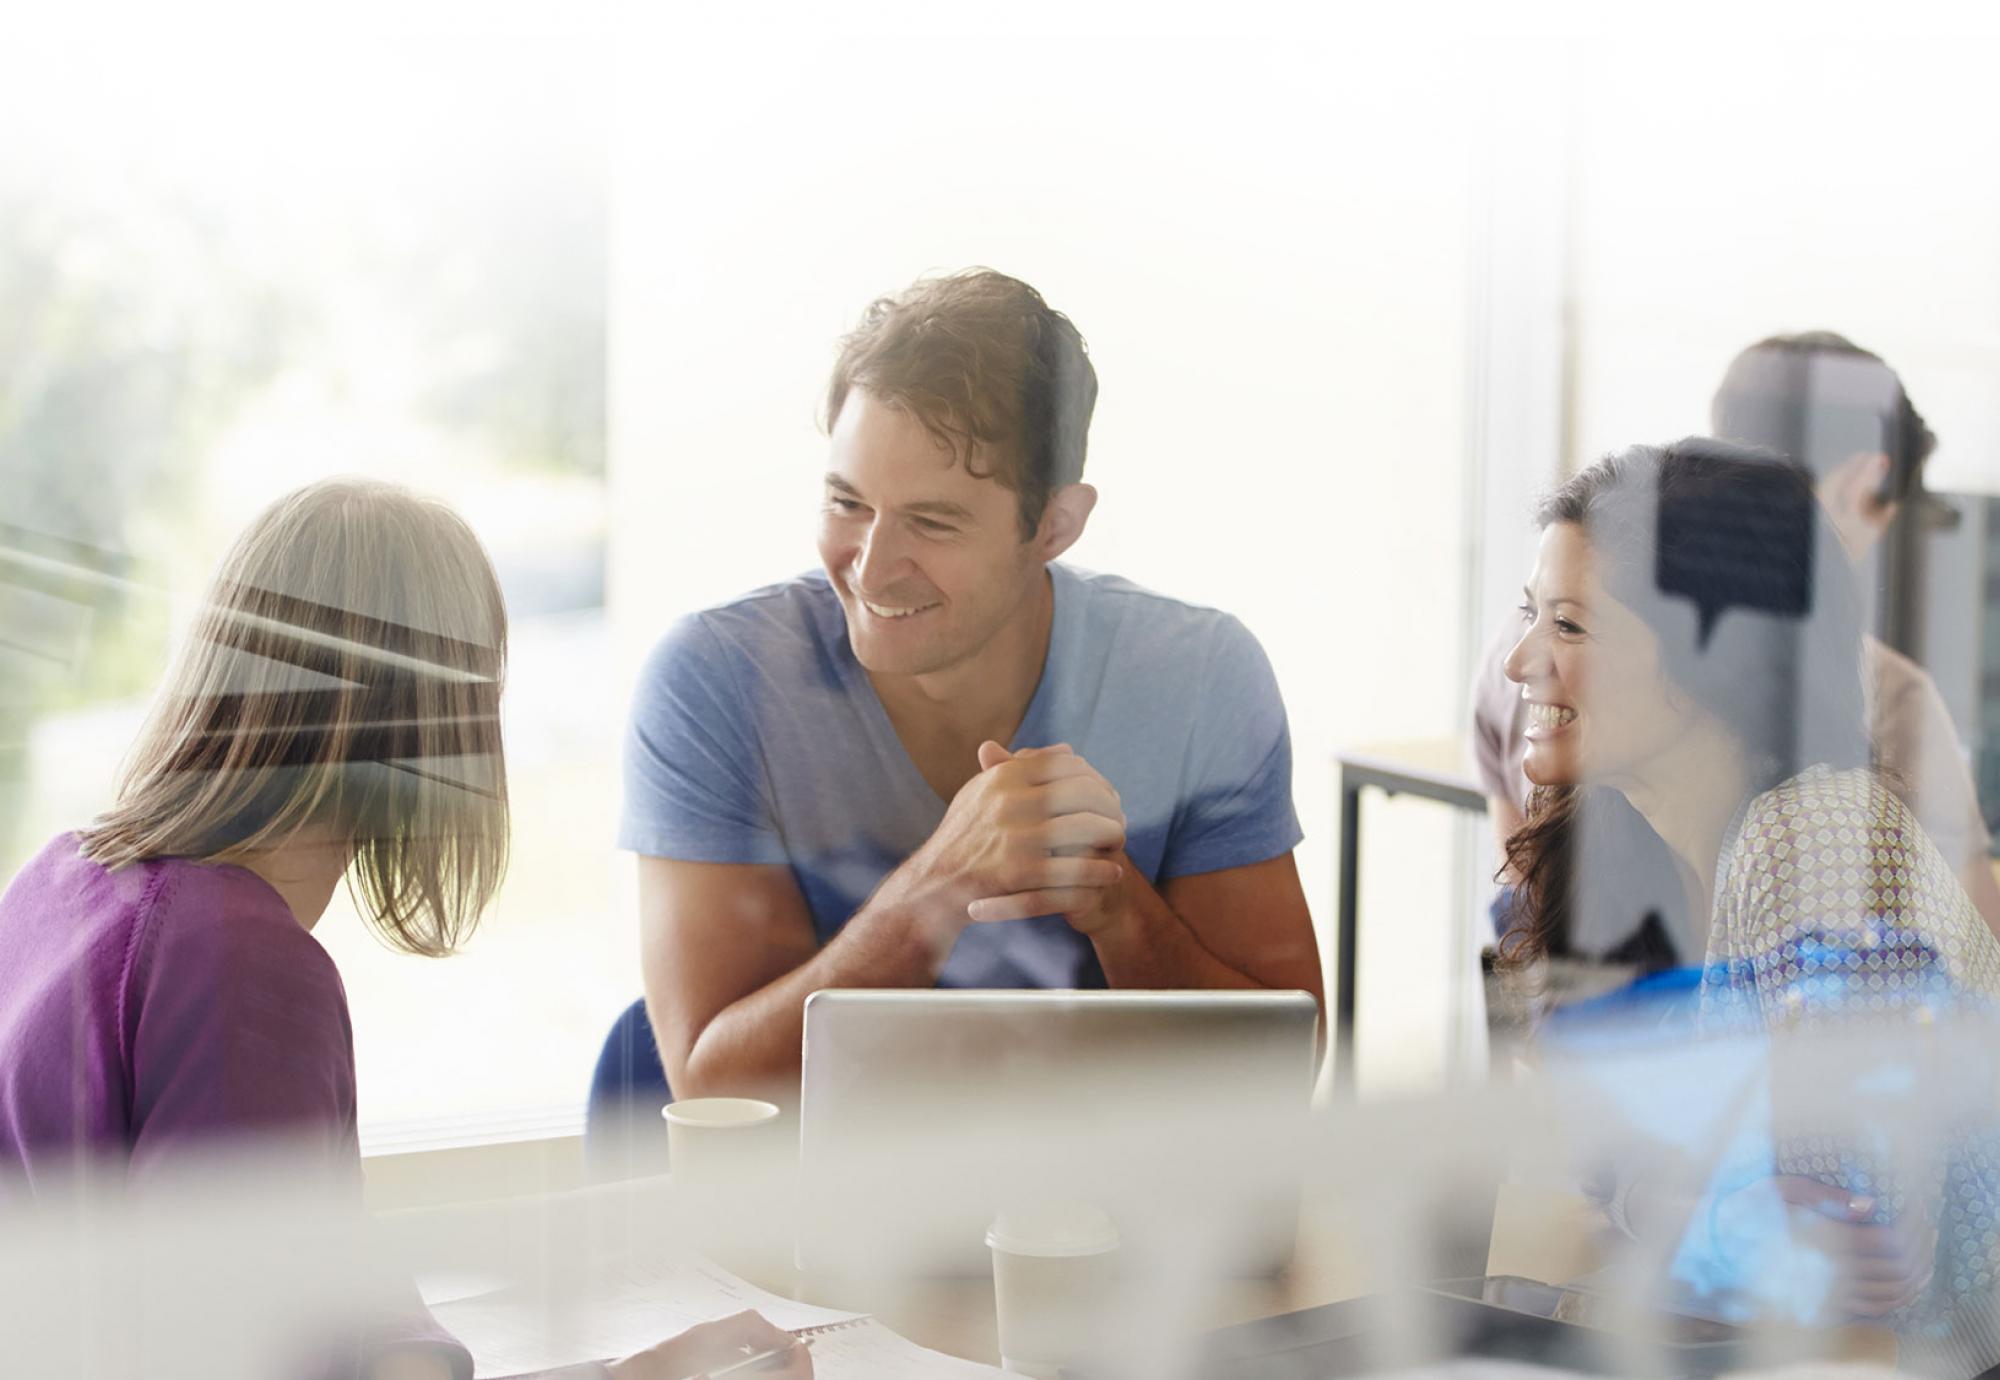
[435,1250,1003,1378]
[787,1316,1004,1375]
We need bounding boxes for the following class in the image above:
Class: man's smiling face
[817,387,1044,679]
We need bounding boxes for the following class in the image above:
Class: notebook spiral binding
[790,1318,871,1339]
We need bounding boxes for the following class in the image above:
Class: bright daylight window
[0,41,624,1148]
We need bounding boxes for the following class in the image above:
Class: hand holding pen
[699,1335,815,1378]
[603,1310,813,1380]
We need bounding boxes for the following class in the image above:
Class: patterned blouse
[1701,765,2000,1337]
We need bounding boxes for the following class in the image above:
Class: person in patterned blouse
[1499,438,2000,1351]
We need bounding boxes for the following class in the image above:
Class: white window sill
[360,1103,590,1159]
[360,1108,602,1213]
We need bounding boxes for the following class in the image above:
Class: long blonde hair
[79,478,509,956]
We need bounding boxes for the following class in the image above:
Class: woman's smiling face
[1504,521,1692,790]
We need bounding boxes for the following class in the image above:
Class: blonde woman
[0,480,809,1380]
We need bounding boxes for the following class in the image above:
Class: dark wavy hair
[1499,438,1871,967]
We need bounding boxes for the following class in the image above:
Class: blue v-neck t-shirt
[617,563,1302,990]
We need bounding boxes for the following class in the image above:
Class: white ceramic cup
[661,1097,781,1187]
[987,1204,1120,1378]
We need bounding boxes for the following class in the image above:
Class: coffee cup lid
[985,1203,1119,1258]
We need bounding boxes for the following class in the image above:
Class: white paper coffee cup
[661,1097,780,1187]
[987,1204,1119,1377]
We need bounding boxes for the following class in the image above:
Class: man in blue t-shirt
[620,269,1322,1100]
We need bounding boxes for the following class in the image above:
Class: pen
[700,1338,812,1378]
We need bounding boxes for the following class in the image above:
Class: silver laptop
[796,989,1319,1277]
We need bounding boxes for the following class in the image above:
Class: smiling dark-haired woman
[0,478,809,1380]
[1501,438,2000,1352]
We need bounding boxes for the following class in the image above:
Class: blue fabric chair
[585,998,672,1181]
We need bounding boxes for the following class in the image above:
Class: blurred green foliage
[0,153,606,862]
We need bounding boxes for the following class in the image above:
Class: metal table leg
[1335,770,1362,1091]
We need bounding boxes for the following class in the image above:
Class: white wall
[1565,41,2000,489]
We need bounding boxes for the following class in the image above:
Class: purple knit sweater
[0,832,474,1378]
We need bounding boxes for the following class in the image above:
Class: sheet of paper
[435,1251,863,1377]
[802,1319,1007,1379]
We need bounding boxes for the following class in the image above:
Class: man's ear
[1822,451,1890,516]
[1859,451,1894,511]
[1034,483,1098,562]
[1819,451,1897,553]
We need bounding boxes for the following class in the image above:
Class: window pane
[0,40,618,1141]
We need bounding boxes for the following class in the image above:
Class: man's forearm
[678,869,962,1100]
[1086,866,1271,992]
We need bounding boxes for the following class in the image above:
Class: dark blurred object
[1655,458,1816,642]
[585,997,672,1182]
[1902,492,2000,852]
[1199,1275,1825,1379]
